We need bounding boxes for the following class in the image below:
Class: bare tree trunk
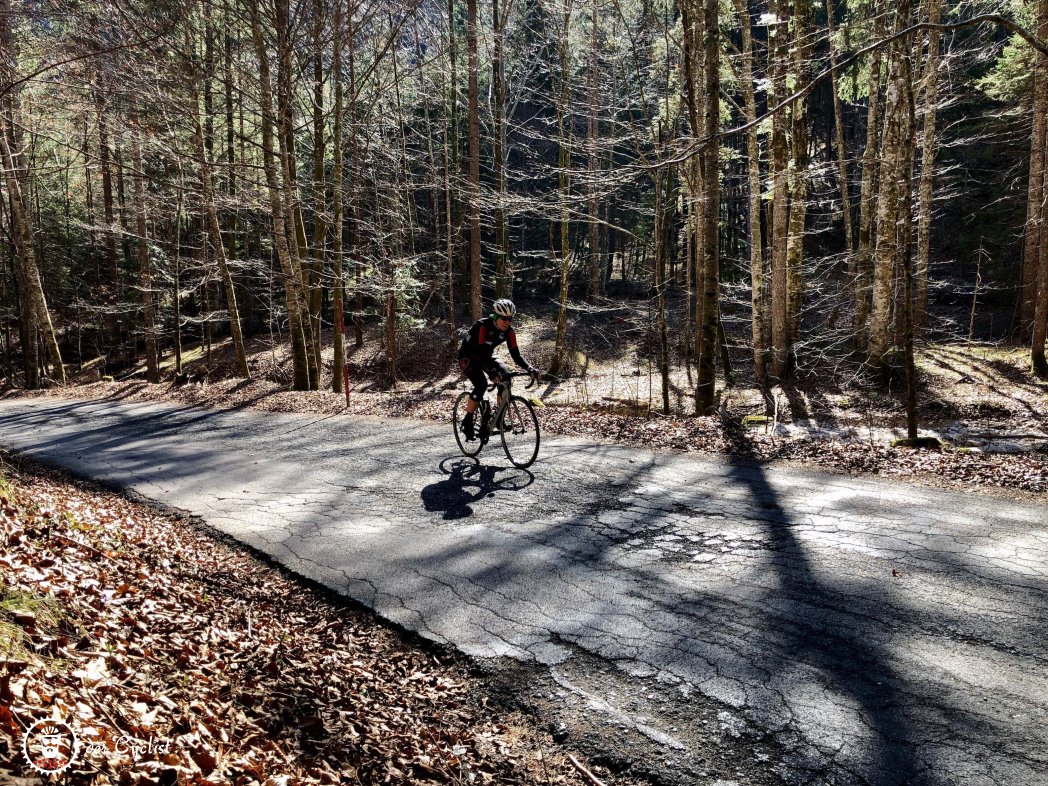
[653,125,671,415]
[0,124,65,385]
[171,176,184,375]
[95,80,119,288]
[0,1,64,388]
[785,0,813,368]
[681,0,719,411]
[274,0,318,388]
[467,0,482,320]
[14,266,39,387]
[249,0,311,390]
[187,10,249,379]
[694,0,720,414]
[681,0,704,383]
[732,0,766,384]
[310,0,327,379]
[222,5,245,337]
[493,0,511,299]
[1031,0,1048,374]
[826,0,855,254]
[901,122,919,439]
[93,73,121,361]
[769,0,790,381]
[915,0,943,332]
[346,20,364,348]
[550,0,574,376]
[1033,180,1048,375]
[869,0,915,369]
[444,122,457,343]
[194,118,250,380]
[388,15,417,265]
[129,100,159,382]
[1024,0,1048,348]
[448,0,465,312]
[82,114,97,284]
[586,0,604,301]
[332,0,347,394]
[386,287,398,382]
[855,0,887,348]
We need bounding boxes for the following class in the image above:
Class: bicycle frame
[489,378,513,431]
[454,370,541,468]
[477,374,518,443]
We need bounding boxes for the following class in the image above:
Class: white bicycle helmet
[493,299,516,318]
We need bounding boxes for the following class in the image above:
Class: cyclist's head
[492,299,516,323]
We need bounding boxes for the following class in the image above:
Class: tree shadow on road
[421,457,534,520]
[724,458,918,784]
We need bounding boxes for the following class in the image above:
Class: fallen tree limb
[567,754,608,786]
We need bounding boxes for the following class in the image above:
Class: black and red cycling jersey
[458,316,530,371]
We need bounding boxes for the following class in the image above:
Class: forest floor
[10,299,1047,500]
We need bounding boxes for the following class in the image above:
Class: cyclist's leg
[487,360,511,424]
[462,361,487,439]
[460,359,486,415]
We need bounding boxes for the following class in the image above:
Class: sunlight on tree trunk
[0,0,64,388]
[682,0,720,414]
[249,0,311,390]
[733,0,766,385]
[187,14,249,380]
[916,0,943,333]
[0,127,65,386]
[855,0,886,351]
[586,0,604,302]
[550,0,574,377]
[869,0,915,370]
[1032,0,1048,375]
[332,0,346,395]
[130,101,159,383]
[769,0,790,381]
[467,0,482,321]
[493,0,511,300]
[785,0,813,372]
[826,0,854,254]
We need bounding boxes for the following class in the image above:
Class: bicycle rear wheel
[453,392,483,457]
[500,396,540,468]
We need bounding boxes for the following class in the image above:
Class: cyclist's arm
[506,328,533,371]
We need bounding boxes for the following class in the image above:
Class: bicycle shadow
[421,457,534,520]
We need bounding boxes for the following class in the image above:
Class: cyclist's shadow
[421,457,534,520]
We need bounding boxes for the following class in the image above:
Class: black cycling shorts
[459,357,509,402]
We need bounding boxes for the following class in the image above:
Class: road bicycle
[453,372,542,468]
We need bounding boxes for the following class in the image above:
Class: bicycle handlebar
[487,370,540,392]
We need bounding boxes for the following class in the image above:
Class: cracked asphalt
[0,397,1045,786]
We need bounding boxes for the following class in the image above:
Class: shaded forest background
[1,0,1047,425]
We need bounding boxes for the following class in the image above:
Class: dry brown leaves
[0,460,583,786]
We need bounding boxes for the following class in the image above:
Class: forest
[1,0,1047,433]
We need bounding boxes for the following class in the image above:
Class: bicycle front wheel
[453,392,483,457]
[500,396,540,468]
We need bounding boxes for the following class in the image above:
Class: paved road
[0,397,1045,785]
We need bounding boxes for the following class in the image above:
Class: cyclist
[458,299,541,441]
